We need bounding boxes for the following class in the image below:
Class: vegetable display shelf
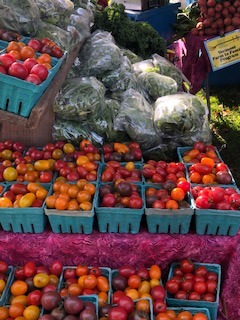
[0,44,81,147]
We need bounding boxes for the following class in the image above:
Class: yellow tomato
[19,193,36,208]
[33,273,50,288]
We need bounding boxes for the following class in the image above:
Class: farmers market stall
[0,228,239,320]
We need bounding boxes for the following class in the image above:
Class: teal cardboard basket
[0,266,14,306]
[144,185,194,234]
[45,183,97,234]
[0,183,50,233]
[96,184,144,234]
[195,205,240,236]
[166,262,221,320]
[0,52,66,117]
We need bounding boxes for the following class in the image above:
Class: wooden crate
[0,45,81,147]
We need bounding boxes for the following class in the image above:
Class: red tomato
[50,260,63,277]
[8,62,28,79]
[108,306,128,320]
[118,295,134,314]
[23,261,37,278]
[27,289,43,306]
[206,279,217,294]
[195,195,211,209]
[166,279,180,295]
[129,196,143,209]
[0,53,16,69]
[194,266,208,278]
[25,74,42,85]
[30,64,48,81]
[0,261,8,274]
[193,281,207,294]
[180,259,194,274]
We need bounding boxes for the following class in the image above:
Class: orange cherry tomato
[97,276,109,292]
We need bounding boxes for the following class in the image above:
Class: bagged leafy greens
[34,0,74,28]
[77,30,122,77]
[101,56,138,92]
[0,0,40,35]
[152,54,184,90]
[69,13,91,41]
[35,20,82,52]
[137,72,178,103]
[53,76,106,121]
[53,118,104,146]
[153,92,212,145]
[132,59,156,74]
[120,48,142,64]
[91,98,130,142]
[114,89,162,151]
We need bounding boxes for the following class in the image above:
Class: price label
[204,29,240,71]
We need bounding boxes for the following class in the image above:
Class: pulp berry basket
[177,146,224,164]
[194,200,240,236]
[44,183,97,234]
[167,307,211,319]
[0,266,14,306]
[59,266,111,303]
[166,262,221,320]
[0,53,66,117]
[95,184,145,234]
[144,186,194,234]
[0,183,51,233]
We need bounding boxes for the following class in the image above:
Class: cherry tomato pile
[0,37,64,85]
[180,141,222,164]
[111,264,166,317]
[145,181,190,210]
[166,259,218,303]
[60,265,110,308]
[155,309,208,320]
[192,185,240,210]
[102,142,142,162]
[0,182,49,208]
[100,162,142,183]
[45,180,96,211]
[143,161,186,184]
[99,182,143,209]
[41,293,97,320]
[0,140,100,184]
[26,37,64,59]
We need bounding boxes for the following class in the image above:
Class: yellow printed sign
[204,29,240,71]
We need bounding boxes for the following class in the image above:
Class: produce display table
[0,227,239,320]
[172,33,240,93]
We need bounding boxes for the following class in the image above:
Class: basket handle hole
[18,101,23,115]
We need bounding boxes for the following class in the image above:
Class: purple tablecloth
[0,226,239,319]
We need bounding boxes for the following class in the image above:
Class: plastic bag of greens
[114,89,162,151]
[152,54,184,90]
[153,92,212,145]
[34,0,74,28]
[74,0,97,13]
[69,13,91,41]
[0,0,40,36]
[53,118,104,146]
[75,7,94,25]
[35,20,81,52]
[120,48,142,64]
[53,76,106,121]
[91,98,130,142]
[137,71,178,103]
[132,59,156,74]
[77,30,122,77]
[101,56,138,92]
